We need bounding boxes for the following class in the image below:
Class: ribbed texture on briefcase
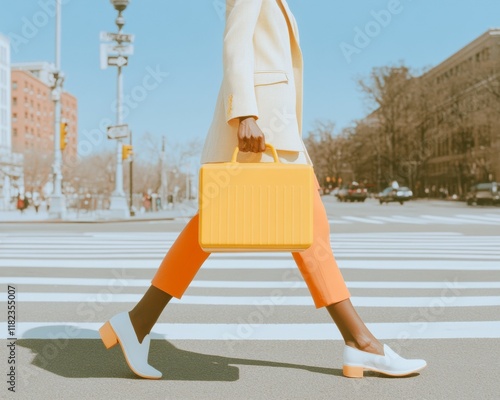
[199,164,313,252]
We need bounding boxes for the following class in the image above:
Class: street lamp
[49,0,66,219]
[104,0,134,218]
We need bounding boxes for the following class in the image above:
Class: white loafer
[343,344,426,378]
[99,312,162,379]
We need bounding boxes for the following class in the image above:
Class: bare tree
[23,150,52,193]
[359,65,415,181]
[304,121,341,187]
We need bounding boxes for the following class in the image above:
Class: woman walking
[99,0,426,379]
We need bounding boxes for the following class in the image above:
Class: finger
[241,137,250,152]
[250,137,260,153]
[251,136,262,153]
[259,135,266,152]
[255,137,263,153]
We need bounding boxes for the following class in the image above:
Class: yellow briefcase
[198,144,314,252]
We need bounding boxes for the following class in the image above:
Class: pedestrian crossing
[162,212,500,225]
[1,231,500,341]
[326,213,500,225]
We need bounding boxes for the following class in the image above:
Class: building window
[12,81,18,90]
[12,97,17,106]
[12,113,17,122]
[13,128,17,137]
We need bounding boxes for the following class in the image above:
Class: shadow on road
[17,325,343,381]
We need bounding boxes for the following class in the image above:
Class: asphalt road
[1,198,499,400]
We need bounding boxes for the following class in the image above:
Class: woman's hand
[237,116,266,153]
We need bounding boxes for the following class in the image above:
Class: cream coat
[200,0,311,165]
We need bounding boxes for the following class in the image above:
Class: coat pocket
[254,71,289,86]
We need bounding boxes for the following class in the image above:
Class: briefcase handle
[231,143,280,163]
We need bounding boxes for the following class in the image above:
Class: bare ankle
[347,336,384,355]
[128,311,148,343]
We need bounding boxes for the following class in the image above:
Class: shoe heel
[99,321,118,349]
[343,365,364,378]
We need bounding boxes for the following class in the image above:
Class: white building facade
[0,33,10,153]
[0,33,23,210]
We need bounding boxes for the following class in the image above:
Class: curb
[0,214,196,224]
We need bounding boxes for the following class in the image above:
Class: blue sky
[1,0,499,157]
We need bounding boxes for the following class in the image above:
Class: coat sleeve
[222,0,263,123]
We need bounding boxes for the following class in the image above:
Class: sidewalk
[0,201,198,223]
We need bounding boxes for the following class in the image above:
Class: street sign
[107,124,130,140]
[100,31,135,43]
[108,56,128,67]
[101,43,134,56]
[100,43,134,69]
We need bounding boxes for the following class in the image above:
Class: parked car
[466,182,499,206]
[336,182,368,202]
[379,186,413,205]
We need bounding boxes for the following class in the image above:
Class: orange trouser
[151,186,351,308]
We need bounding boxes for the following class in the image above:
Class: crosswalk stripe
[370,216,415,224]
[3,321,500,341]
[6,235,498,245]
[0,232,476,241]
[420,215,492,224]
[341,216,385,224]
[485,213,500,221]
[2,259,499,270]
[3,240,499,248]
[6,292,500,307]
[1,246,496,255]
[390,215,431,224]
[456,214,500,223]
[1,277,500,289]
[327,218,351,224]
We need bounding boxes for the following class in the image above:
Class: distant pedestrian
[33,197,41,213]
[23,196,29,211]
[17,195,24,214]
[142,193,152,212]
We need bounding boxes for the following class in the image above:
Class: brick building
[358,29,500,197]
[11,62,78,164]
[422,29,500,195]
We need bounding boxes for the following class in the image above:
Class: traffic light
[122,144,133,160]
[60,122,68,151]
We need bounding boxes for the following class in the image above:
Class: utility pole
[101,0,134,218]
[185,162,191,201]
[129,129,134,216]
[49,0,66,219]
[159,136,168,210]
